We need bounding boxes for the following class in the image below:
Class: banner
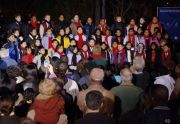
[157,7,180,42]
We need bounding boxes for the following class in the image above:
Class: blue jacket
[0,57,17,70]
[83,23,96,40]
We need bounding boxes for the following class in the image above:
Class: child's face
[15,16,21,22]
[137,28,142,34]
[96,30,101,36]
[65,27,70,34]
[21,42,27,48]
[100,19,106,25]
[74,15,79,22]
[73,47,78,53]
[116,16,122,22]
[39,48,45,55]
[151,44,156,50]
[157,33,161,39]
[130,19,135,25]
[45,15,51,22]
[152,17,158,23]
[27,48,32,54]
[101,44,106,50]
[70,40,76,46]
[35,40,41,46]
[87,17,93,24]
[129,30,134,35]
[118,44,124,51]
[59,15,64,21]
[144,30,149,36]
[112,42,118,48]
[58,46,64,52]
[31,16,37,21]
[116,30,121,36]
[138,44,144,50]
[52,41,58,47]
[77,28,83,34]
[126,43,131,49]
[89,40,95,46]
[14,30,20,37]
[140,18,145,24]
[59,29,65,36]
[82,45,88,51]
[31,29,37,36]
[46,29,52,36]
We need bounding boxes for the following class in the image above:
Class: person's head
[58,14,65,21]
[8,34,16,42]
[150,84,169,106]
[115,29,122,36]
[39,79,57,96]
[13,29,20,38]
[95,28,101,36]
[26,47,32,54]
[52,39,58,48]
[23,64,38,77]
[15,13,21,22]
[44,14,51,22]
[163,44,170,52]
[100,18,106,25]
[105,29,111,36]
[38,46,45,55]
[65,26,71,34]
[158,65,169,76]
[23,88,36,104]
[126,42,132,49]
[112,41,118,48]
[139,17,145,24]
[156,31,162,39]
[90,68,104,84]
[130,19,135,25]
[92,45,102,55]
[89,39,95,47]
[57,45,64,53]
[152,17,158,23]
[59,28,65,36]
[31,15,37,22]
[82,44,88,51]
[150,42,158,50]
[35,39,41,47]
[137,27,143,35]
[20,40,27,49]
[120,68,133,83]
[144,29,150,36]
[164,33,169,40]
[30,28,37,36]
[77,26,83,34]
[160,39,166,47]
[128,28,134,35]
[116,15,122,22]
[46,28,52,36]
[133,56,145,72]
[0,95,14,115]
[87,17,93,24]
[101,42,107,50]
[86,90,104,112]
[70,39,76,46]
[137,43,145,52]
[73,14,79,22]
[117,43,124,51]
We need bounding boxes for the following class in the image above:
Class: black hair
[86,90,104,110]
[150,84,169,106]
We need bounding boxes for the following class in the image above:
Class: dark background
[0,0,180,25]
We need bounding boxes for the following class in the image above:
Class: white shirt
[154,74,175,98]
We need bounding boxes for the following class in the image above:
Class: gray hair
[120,68,133,82]
[133,56,145,72]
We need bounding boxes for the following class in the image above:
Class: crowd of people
[0,13,179,124]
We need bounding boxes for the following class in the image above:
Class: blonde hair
[39,79,57,96]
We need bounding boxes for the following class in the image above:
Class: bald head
[120,68,133,83]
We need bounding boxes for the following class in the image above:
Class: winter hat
[0,48,9,58]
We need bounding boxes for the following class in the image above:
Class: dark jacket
[0,115,19,124]
[76,112,117,124]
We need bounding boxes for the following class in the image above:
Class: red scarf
[57,51,64,56]
[51,45,56,52]
[48,37,53,49]
[144,35,150,49]
[118,49,126,65]
[82,50,89,59]
[130,24,135,29]
[151,51,156,62]
[91,54,103,59]
[112,46,118,64]
[128,34,135,47]
[77,33,83,49]
[73,22,81,27]
[161,49,171,62]
[104,35,108,44]
[21,46,26,51]
[31,21,38,28]
[101,24,106,34]
[117,37,123,43]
